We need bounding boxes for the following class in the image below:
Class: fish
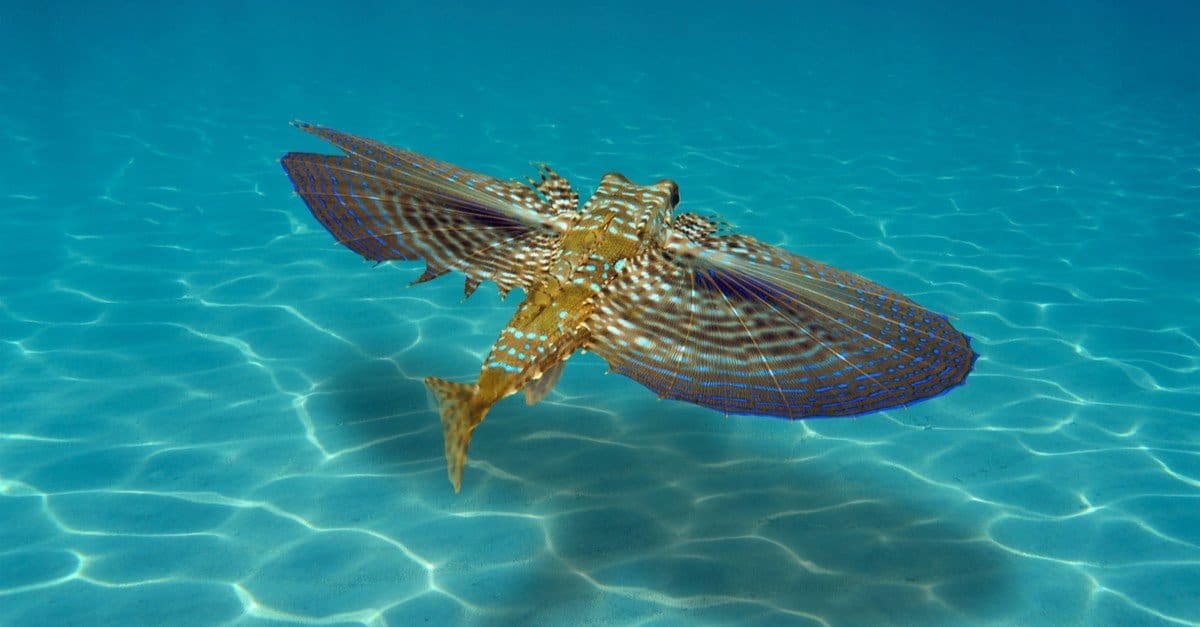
[281,122,977,492]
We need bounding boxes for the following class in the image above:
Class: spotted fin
[524,361,566,405]
[586,214,976,419]
[281,122,575,295]
[425,377,487,492]
[529,164,579,213]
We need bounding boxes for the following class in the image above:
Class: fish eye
[669,185,680,208]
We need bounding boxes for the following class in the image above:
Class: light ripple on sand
[2,55,1198,627]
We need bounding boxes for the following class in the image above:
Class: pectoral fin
[425,377,489,492]
[524,361,566,405]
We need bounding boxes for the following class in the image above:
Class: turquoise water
[2,2,1198,625]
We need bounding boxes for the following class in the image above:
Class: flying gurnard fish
[281,122,977,492]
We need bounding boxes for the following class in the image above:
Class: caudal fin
[425,377,488,492]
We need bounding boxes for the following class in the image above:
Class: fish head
[585,173,680,251]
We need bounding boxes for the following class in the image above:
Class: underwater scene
[1,2,1197,625]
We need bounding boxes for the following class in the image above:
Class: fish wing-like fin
[585,213,976,419]
[281,122,576,295]
[524,361,566,405]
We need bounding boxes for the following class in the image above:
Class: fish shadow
[468,396,1017,626]
[317,355,1015,625]
[316,352,442,472]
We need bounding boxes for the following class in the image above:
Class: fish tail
[425,377,489,492]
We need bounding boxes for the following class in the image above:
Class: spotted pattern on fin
[584,216,976,418]
[281,122,576,296]
[530,164,579,214]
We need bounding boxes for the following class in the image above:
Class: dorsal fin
[531,164,579,213]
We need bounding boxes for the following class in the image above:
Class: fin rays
[588,233,976,418]
[282,128,572,295]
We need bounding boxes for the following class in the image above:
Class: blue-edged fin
[281,122,572,298]
[425,377,487,492]
[586,215,976,420]
[524,361,566,405]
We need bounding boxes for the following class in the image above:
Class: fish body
[282,123,977,491]
[426,174,677,489]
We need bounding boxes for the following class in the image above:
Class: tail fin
[425,377,488,492]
